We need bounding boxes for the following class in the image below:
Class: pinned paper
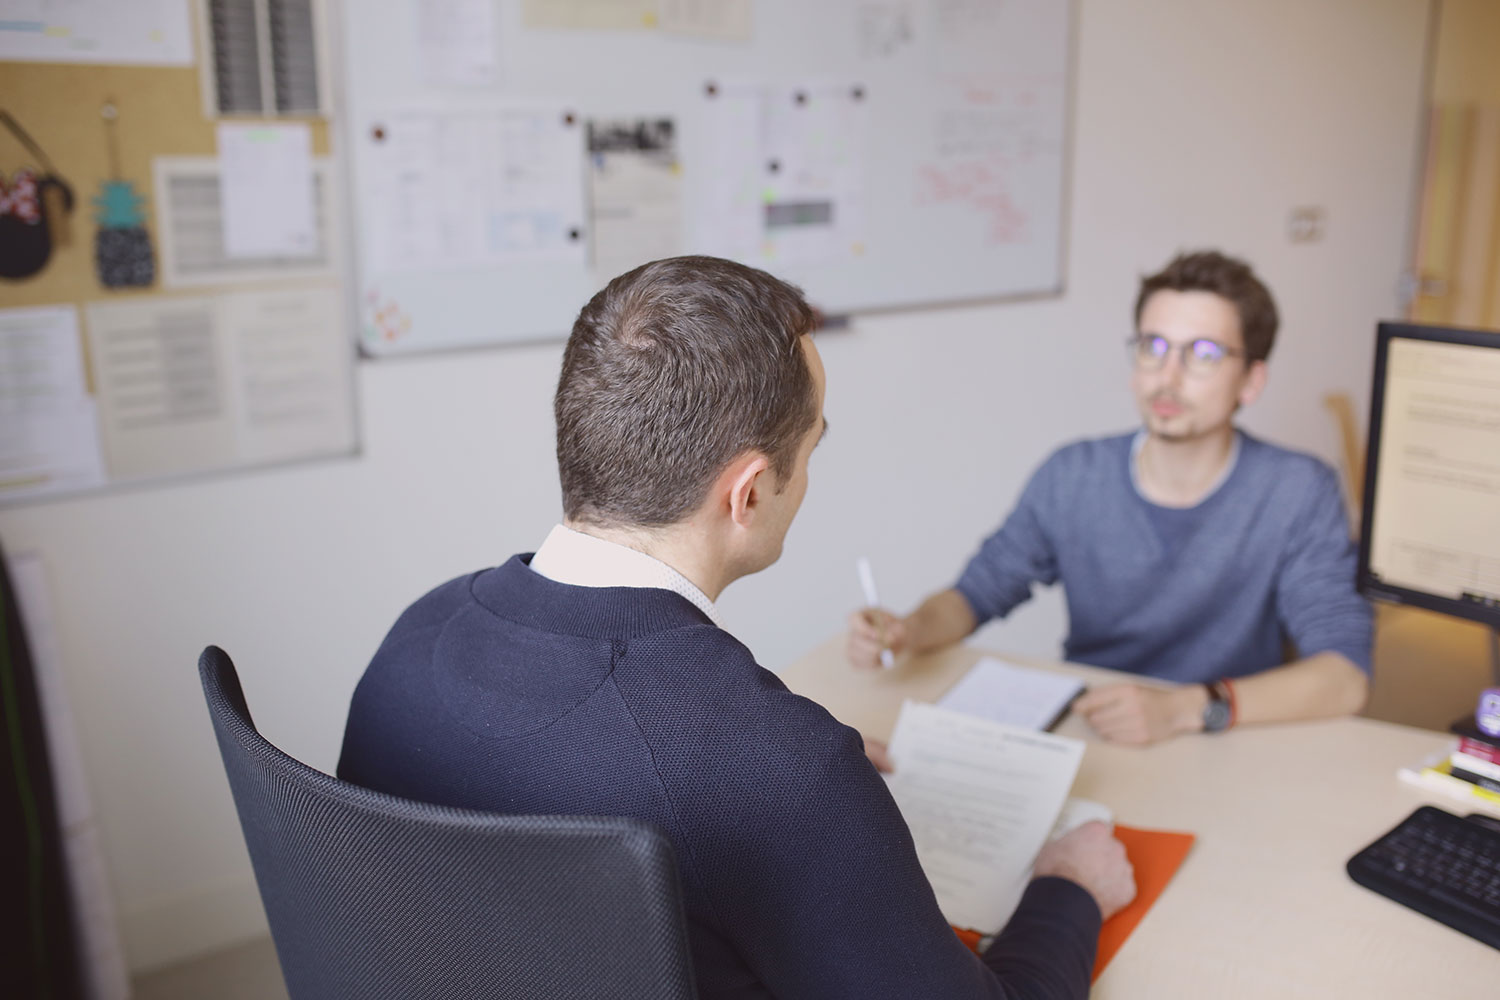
[587,117,683,279]
[217,123,317,259]
[417,0,500,86]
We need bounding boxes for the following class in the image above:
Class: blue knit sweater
[955,430,1373,682]
[339,556,1101,999]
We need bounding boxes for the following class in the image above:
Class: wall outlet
[1288,206,1326,243]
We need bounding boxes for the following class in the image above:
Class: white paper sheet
[938,656,1083,731]
[856,1,916,60]
[221,288,355,463]
[84,287,353,482]
[587,117,684,279]
[658,0,752,40]
[695,81,868,265]
[885,701,1084,933]
[217,123,318,259]
[0,0,193,65]
[0,306,106,503]
[361,104,587,273]
[521,0,655,30]
[417,0,500,86]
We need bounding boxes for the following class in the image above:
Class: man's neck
[564,519,729,601]
[1136,427,1238,507]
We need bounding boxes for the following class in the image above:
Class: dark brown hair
[555,256,818,527]
[1135,250,1279,363]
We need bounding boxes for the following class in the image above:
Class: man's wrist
[1173,683,1210,735]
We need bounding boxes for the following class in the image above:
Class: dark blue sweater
[338,556,1100,999]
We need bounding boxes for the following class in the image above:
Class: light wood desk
[780,637,1496,998]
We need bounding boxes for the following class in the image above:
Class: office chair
[197,645,697,1000]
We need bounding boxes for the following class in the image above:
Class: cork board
[0,61,331,307]
[0,43,355,505]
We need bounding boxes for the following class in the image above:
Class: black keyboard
[1347,805,1500,950]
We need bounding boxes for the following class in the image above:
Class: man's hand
[845,608,908,670]
[1074,682,1204,746]
[1033,821,1136,920]
[862,736,894,774]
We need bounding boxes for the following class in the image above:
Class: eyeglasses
[1127,334,1243,375]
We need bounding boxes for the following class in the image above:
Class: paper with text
[0,306,106,503]
[587,117,683,278]
[938,656,1083,731]
[84,287,353,482]
[0,0,192,65]
[417,0,500,86]
[360,104,586,273]
[886,701,1084,933]
[218,124,318,259]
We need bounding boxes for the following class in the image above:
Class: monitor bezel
[1356,320,1500,630]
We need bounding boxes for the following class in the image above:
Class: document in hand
[937,657,1084,731]
[885,700,1085,933]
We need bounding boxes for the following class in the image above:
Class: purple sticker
[1479,689,1500,738]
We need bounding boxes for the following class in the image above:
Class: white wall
[0,0,1432,974]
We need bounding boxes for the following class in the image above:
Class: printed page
[586,117,684,279]
[886,701,1084,933]
[938,656,1083,730]
[1368,337,1500,606]
[0,306,106,502]
[218,124,318,259]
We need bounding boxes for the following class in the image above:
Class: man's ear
[1239,360,1268,407]
[724,452,772,528]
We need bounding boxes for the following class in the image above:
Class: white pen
[855,556,896,668]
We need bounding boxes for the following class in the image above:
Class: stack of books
[1396,719,1500,812]
[1449,720,1500,797]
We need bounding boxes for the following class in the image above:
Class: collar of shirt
[1129,428,1242,509]
[528,523,725,629]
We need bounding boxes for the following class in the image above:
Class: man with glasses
[848,250,1372,744]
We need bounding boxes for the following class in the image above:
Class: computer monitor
[1356,321,1500,632]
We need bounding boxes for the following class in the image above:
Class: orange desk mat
[953,824,1196,982]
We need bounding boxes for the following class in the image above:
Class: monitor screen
[1357,322,1500,629]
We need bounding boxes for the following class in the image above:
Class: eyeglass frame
[1126,333,1246,375]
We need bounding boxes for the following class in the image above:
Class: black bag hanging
[0,110,74,281]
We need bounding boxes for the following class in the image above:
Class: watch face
[1203,698,1232,733]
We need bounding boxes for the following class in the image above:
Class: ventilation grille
[205,0,323,116]
[154,157,336,287]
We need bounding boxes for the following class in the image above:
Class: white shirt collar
[528,523,725,628]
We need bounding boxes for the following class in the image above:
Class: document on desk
[886,701,1084,933]
[938,656,1084,731]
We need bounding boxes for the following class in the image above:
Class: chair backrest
[198,645,697,1000]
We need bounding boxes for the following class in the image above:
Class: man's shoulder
[385,570,487,639]
[616,627,863,766]
[1236,431,1341,494]
[1028,432,1133,487]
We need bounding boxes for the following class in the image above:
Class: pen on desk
[855,556,896,668]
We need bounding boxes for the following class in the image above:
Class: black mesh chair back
[198,645,697,1000]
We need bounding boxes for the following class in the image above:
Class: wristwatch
[1202,681,1234,733]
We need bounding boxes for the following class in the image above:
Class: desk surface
[779,637,1496,998]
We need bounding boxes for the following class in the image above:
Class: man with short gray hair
[339,256,1133,999]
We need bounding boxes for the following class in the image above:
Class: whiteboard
[337,0,1073,356]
